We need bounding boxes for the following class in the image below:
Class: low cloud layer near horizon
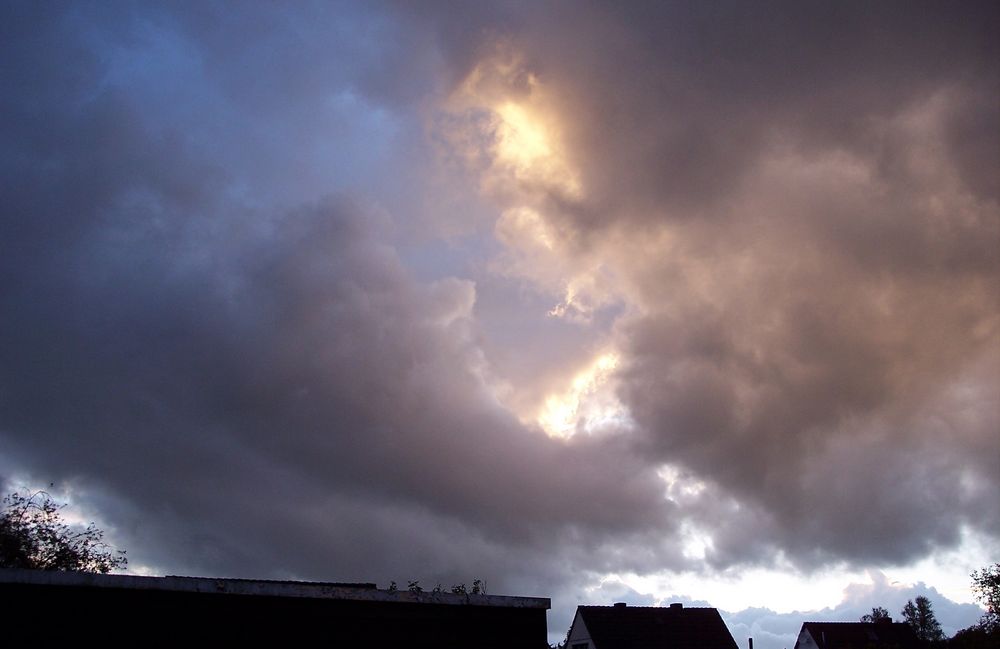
[1,1,997,640]
[594,570,985,648]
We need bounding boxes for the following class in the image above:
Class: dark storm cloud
[526,1,1000,222]
[0,1,674,588]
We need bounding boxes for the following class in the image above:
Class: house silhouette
[565,602,739,649]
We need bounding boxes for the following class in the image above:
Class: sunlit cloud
[537,351,629,438]
[495,206,556,252]
[440,46,580,198]
[493,100,582,198]
[437,45,602,322]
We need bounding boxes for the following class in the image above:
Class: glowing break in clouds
[443,46,581,200]
[435,45,634,437]
[537,351,629,438]
[438,46,609,323]
[492,100,582,199]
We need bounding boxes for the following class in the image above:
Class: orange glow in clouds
[442,49,630,439]
[492,101,581,198]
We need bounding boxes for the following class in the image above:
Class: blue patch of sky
[62,3,471,287]
[67,3,405,213]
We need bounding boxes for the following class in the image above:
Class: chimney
[670,602,683,609]
[614,602,627,608]
[749,638,754,649]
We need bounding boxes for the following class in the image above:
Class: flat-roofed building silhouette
[0,568,550,648]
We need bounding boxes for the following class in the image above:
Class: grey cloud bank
[1,1,670,586]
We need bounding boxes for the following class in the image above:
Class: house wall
[793,628,818,649]
[566,610,595,649]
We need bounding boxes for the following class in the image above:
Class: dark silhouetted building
[565,602,739,649]
[0,568,550,648]
[793,621,921,649]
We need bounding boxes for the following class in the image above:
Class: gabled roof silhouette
[570,603,739,649]
[794,621,921,649]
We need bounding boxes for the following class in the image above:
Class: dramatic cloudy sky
[2,2,997,646]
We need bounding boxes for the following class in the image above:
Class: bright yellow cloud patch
[490,100,582,199]
[495,102,553,168]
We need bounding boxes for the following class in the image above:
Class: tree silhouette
[861,606,891,623]
[901,596,944,642]
[0,490,126,573]
[971,564,999,633]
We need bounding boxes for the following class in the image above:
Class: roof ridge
[581,604,718,609]
[803,621,905,624]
